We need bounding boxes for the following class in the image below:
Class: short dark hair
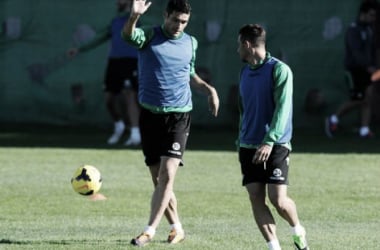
[166,0,192,15]
[239,24,266,47]
[359,2,378,14]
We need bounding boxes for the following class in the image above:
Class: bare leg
[122,89,141,145]
[361,85,373,127]
[246,183,278,242]
[148,163,180,226]
[268,184,308,249]
[105,92,121,122]
[147,157,181,229]
[105,92,125,144]
[268,184,299,227]
[335,100,362,118]
[124,88,140,128]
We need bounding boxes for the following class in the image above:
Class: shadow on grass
[0,123,379,153]
[0,238,130,246]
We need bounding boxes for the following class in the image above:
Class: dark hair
[359,2,378,14]
[166,0,192,15]
[238,24,266,47]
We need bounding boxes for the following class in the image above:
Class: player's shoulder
[270,56,289,68]
[270,57,292,76]
[189,34,198,47]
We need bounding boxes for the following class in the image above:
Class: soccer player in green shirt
[237,24,309,250]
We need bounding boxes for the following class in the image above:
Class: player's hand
[252,144,272,164]
[131,0,152,16]
[371,68,380,82]
[208,87,219,117]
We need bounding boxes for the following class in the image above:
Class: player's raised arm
[123,0,152,37]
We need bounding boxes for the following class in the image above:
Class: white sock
[115,120,124,130]
[291,224,305,235]
[131,126,140,137]
[330,114,338,124]
[143,226,156,237]
[170,223,183,232]
[359,126,370,136]
[268,239,281,250]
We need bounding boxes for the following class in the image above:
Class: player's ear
[243,40,251,49]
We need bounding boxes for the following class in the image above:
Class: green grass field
[1,125,380,249]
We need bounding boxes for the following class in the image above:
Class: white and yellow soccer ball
[71,165,102,195]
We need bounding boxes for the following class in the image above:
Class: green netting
[0,0,361,127]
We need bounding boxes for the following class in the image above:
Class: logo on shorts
[172,142,181,151]
[273,168,282,177]
[168,142,182,156]
[270,168,285,181]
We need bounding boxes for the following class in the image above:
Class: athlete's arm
[122,0,152,48]
[263,62,293,145]
[191,74,219,117]
[189,36,219,116]
[122,0,151,36]
[67,26,110,57]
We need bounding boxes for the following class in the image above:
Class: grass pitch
[0,125,379,249]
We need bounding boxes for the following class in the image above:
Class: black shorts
[348,68,371,100]
[140,108,191,166]
[239,145,290,186]
[104,57,138,94]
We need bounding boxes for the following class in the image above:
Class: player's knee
[268,194,286,210]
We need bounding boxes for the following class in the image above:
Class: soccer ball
[71,165,102,195]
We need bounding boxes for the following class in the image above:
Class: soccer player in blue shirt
[122,0,219,246]
[68,0,141,146]
[237,24,309,250]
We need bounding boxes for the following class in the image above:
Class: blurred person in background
[68,0,141,146]
[325,2,378,138]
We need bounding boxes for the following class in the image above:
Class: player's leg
[123,87,141,146]
[105,92,125,144]
[326,100,361,136]
[240,147,281,250]
[131,110,187,246]
[359,84,374,137]
[148,157,181,230]
[351,69,373,137]
[246,182,280,250]
[266,146,308,250]
[335,99,361,117]
[117,58,140,146]
[325,69,363,137]
[268,184,308,250]
[131,158,181,247]
[104,59,126,144]
[268,184,299,225]
[148,164,181,227]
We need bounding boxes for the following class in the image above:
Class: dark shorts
[104,57,138,94]
[239,145,290,186]
[348,68,371,100]
[140,108,191,166]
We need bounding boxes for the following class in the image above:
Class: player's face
[163,11,190,38]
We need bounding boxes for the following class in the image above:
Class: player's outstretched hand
[131,0,152,16]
